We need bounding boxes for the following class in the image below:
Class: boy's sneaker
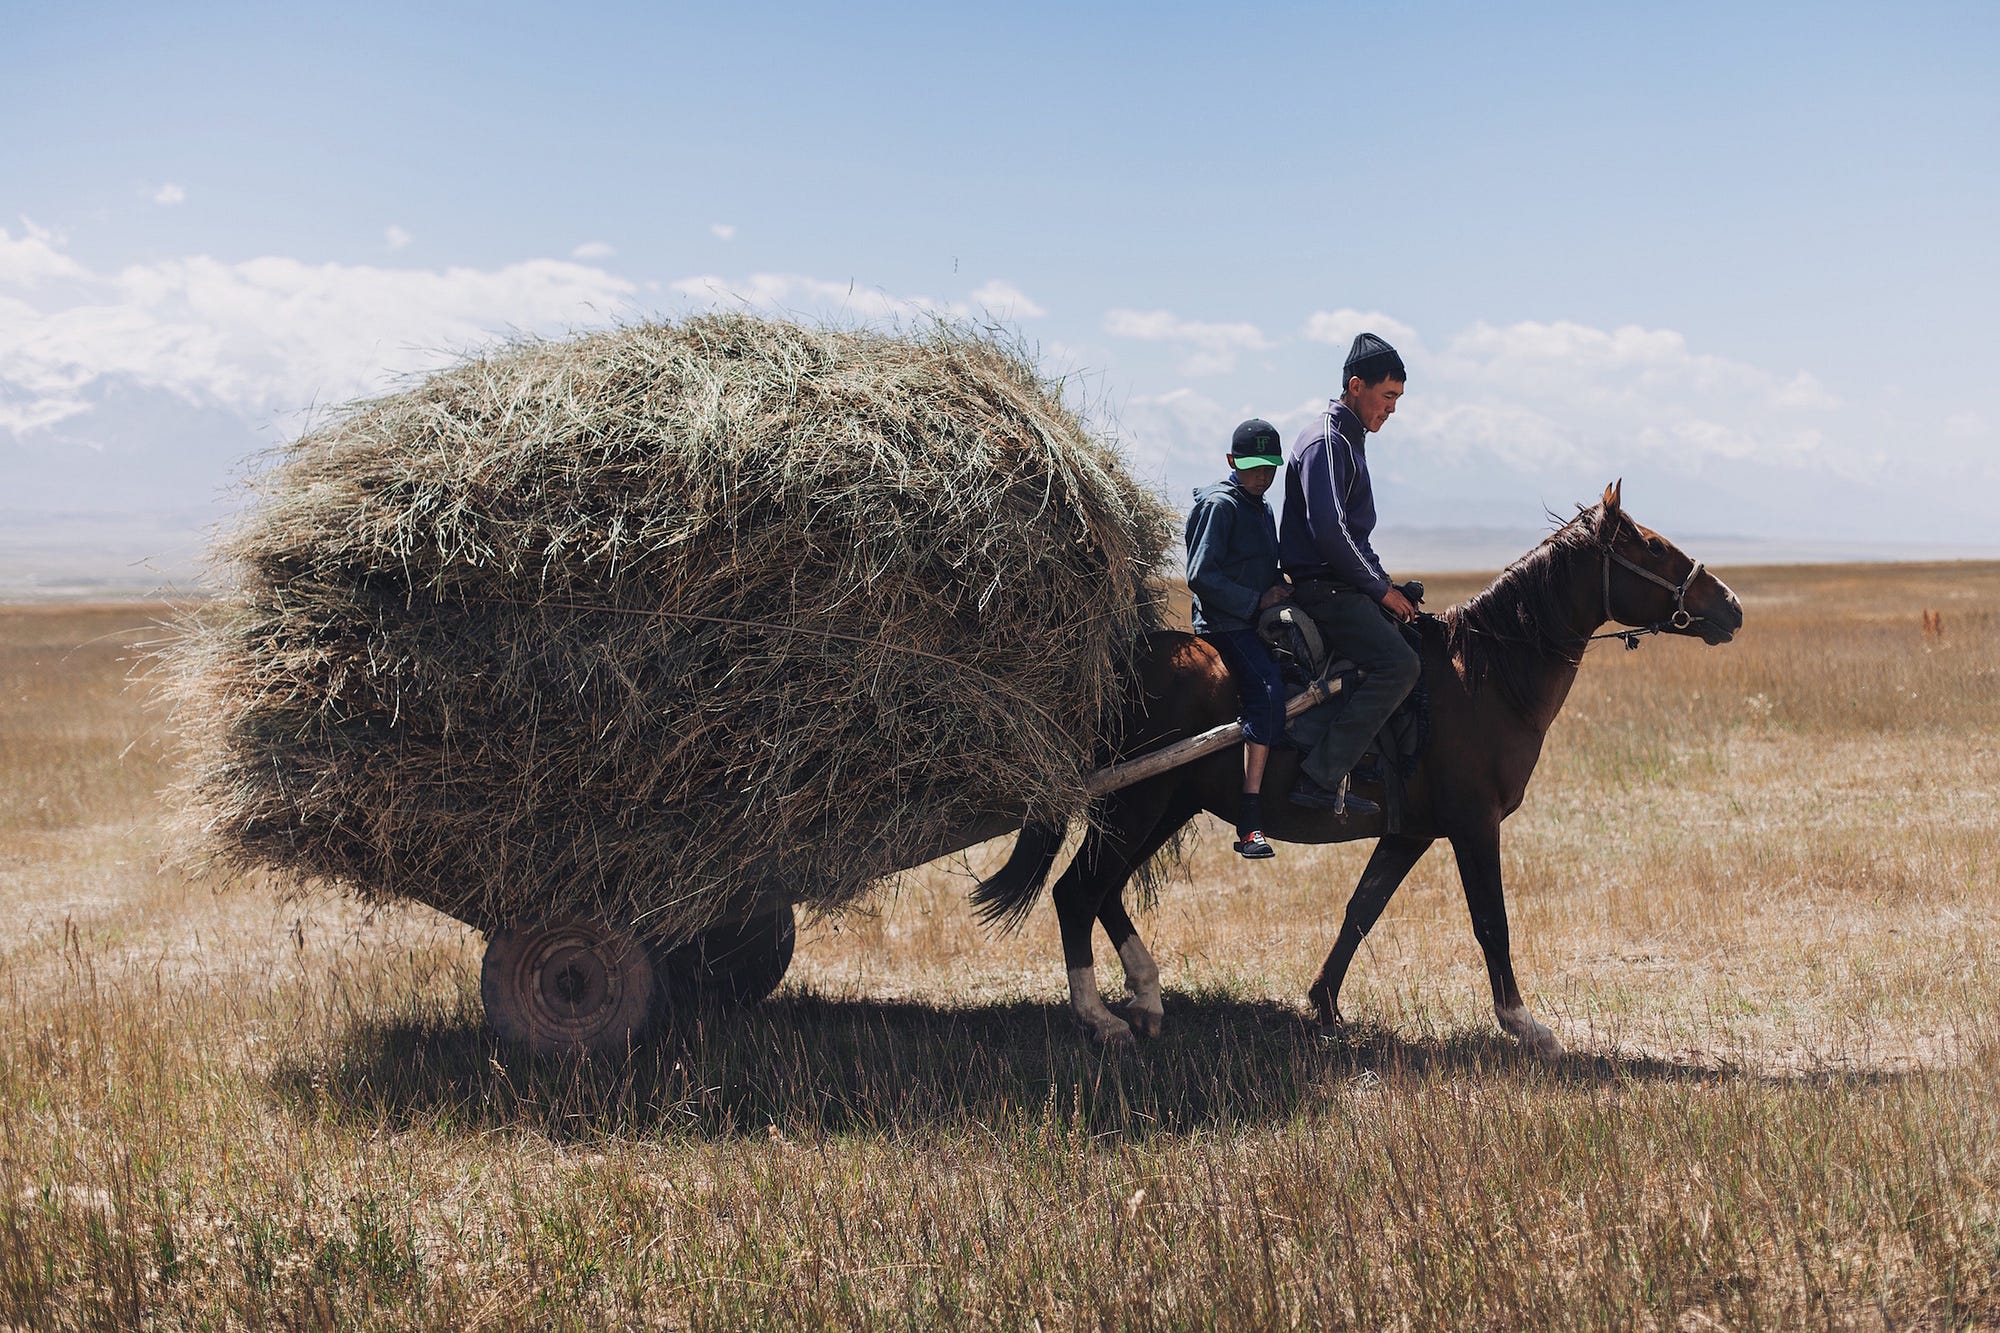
[1232,830,1276,859]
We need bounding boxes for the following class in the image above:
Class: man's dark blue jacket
[1279,400,1390,601]
[1184,477,1280,635]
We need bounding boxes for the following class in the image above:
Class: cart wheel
[654,905,796,1012]
[481,917,656,1054]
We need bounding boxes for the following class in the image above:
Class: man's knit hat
[1344,332,1406,385]
[1228,418,1284,469]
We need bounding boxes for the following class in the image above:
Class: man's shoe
[1337,791,1381,817]
[1232,831,1276,859]
[1289,774,1382,817]
[1288,775,1343,810]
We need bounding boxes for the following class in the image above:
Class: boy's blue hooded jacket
[1184,478,1280,634]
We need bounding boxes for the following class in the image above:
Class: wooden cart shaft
[1084,675,1344,796]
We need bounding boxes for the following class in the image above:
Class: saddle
[1256,604,1333,690]
[1255,601,1432,831]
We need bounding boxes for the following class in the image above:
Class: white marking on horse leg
[1068,965,1134,1049]
[1496,1002,1562,1058]
[1116,936,1164,1038]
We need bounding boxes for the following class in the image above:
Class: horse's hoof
[1498,1005,1563,1059]
[1089,1018,1137,1053]
[1524,1029,1564,1060]
[1125,1004,1164,1039]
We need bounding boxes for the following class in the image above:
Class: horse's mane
[1438,504,1605,718]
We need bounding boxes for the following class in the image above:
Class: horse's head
[1591,480,1743,644]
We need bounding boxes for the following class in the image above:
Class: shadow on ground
[267,988,1902,1143]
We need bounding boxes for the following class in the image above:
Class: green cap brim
[1232,453,1284,470]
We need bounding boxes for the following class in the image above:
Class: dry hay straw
[166,313,1173,940]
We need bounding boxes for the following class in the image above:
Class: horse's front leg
[1098,894,1162,1038]
[1308,833,1433,1030]
[1449,822,1562,1058]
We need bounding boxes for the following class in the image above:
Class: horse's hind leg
[1098,887,1167,1038]
[1052,830,1137,1049]
[1055,788,1193,1049]
[1450,822,1561,1058]
[1308,833,1433,1030]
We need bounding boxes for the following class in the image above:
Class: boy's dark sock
[1236,792,1263,839]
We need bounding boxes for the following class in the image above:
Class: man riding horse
[1281,333,1421,815]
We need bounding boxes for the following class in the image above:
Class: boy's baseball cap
[1229,419,1284,469]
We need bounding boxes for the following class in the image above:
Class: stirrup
[1335,773,1381,817]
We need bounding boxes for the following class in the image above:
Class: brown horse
[973,482,1743,1054]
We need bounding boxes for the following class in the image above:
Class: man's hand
[1379,586,1417,623]
[1258,583,1293,611]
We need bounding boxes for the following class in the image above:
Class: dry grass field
[3,562,1997,1329]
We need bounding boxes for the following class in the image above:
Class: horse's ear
[1602,478,1623,514]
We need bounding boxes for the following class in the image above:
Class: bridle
[1587,534,1707,651]
[1457,507,1713,657]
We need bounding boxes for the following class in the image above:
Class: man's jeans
[1290,581,1421,789]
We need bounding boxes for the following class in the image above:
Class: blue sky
[4,1,1997,587]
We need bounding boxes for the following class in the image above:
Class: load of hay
[170,313,1173,940]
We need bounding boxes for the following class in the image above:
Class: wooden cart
[481,676,1344,1053]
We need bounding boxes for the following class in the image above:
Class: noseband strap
[1591,544,1706,649]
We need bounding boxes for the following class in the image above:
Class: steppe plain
[2,561,1996,1329]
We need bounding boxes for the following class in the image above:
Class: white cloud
[1301,308,1423,355]
[1396,399,1590,472]
[1115,386,1236,478]
[710,223,736,241]
[1111,387,1330,484]
[1380,319,1852,474]
[571,241,615,260]
[1104,308,1269,348]
[1122,312,1884,498]
[383,225,412,251]
[2,236,1064,445]
[152,183,186,206]
[670,272,959,323]
[0,233,637,434]
[7,222,1952,533]
[0,223,86,286]
[1943,410,1984,439]
[1102,308,1271,376]
[1773,372,1837,411]
[970,279,1046,319]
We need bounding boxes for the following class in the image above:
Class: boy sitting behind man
[1183,419,1293,859]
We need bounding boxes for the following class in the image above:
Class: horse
[972,481,1744,1055]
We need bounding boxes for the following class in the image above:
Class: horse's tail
[970,820,1065,932]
